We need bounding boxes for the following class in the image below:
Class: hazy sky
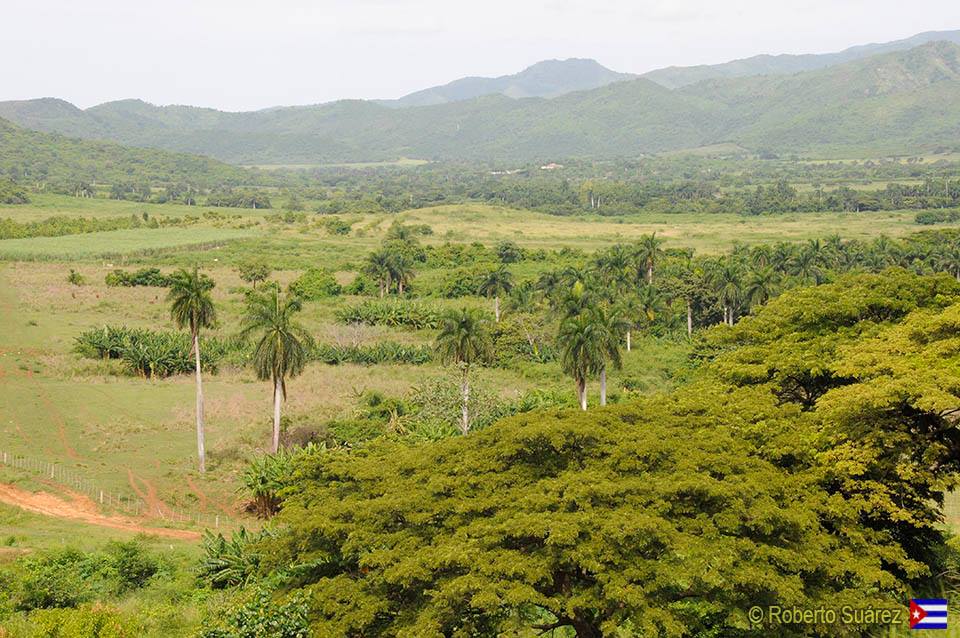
[3,0,959,111]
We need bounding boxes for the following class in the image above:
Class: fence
[0,449,239,531]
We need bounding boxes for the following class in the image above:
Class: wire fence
[0,449,241,532]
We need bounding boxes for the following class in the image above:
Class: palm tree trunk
[460,367,470,435]
[647,264,653,284]
[577,378,587,411]
[599,366,607,406]
[272,377,282,453]
[194,332,205,473]
[686,300,693,336]
[494,296,500,322]
[626,330,631,352]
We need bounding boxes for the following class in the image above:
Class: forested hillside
[1,42,959,164]
[0,117,255,190]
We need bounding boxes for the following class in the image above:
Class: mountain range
[1,33,959,164]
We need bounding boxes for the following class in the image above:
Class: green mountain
[0,116,251,187]
[381,58,636,107]
[1,41,959,163]
[642,29,960,88]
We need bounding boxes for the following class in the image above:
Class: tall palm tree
[478,266,514,322]
[558,313,603,411]
[363,249,393,298]
[240,288,313,453]
[388,252,416,295]
[744,266,779,310]
[168,266,217,473]
[592,306,628,406]
[709,260,742,326]
[635,233,665,284]
[434,308,493,434]
[936,242,960,281]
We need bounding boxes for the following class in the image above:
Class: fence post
[99,490,104,504]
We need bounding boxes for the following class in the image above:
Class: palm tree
[240,288,313,453]
[592,306,628,406]
[478,266,514,322]
[388,252,416,295]
[744,266,779,310]
[936,242,960,281]
[558,313,603,411]
[635,233,665,284]
[363,249,393,298]
[168,266,217,473]
[434,309,493,434]
[709,260,742,326]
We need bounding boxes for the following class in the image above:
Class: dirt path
[127,469,174,518]
[0,482,199,540]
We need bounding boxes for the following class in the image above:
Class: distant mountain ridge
[1,39,959,163]
[381,58,636,107]
[641,29,960,88]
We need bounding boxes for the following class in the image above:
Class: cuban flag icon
[910,599,948,630]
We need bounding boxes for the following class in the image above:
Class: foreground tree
[477,265,514,322]
[241,288,312,452]
[167,266,216,473]
[434,308,493,434]
[268,388,914,637]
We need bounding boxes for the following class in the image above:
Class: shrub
[104,268,172,287]
[21,605,126,638]
[343,272,378,296]
[335,299,440,329]
[241,451,297,518]
[198,588,309,638]
[437,265,493,298]
[67,269,85,286]
[288,268,341,300]
[915,210,960,225]
[74,326,242,377]
[104,541,166,593]
[198,528,270,589]
[311,342,432,365]
[237,261,271,288]
[16,549,101,610]
[321,218,351,235]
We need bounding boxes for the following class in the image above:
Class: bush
[321,218,351,235]
[335,299,440,329]
[198,588,309,638]
[343,272,378,296]
[104,268,172,287]
[67,269,85,286]
[311,342,432,365]
[20,605,127,638]
[241,451,297,518]
[104,541,166,593]
[74,326,242,377]
[288,268,341,300]
[437,265,493,298]
[915,210,960,225]
[198,528,270,589]
[16,549,101,610]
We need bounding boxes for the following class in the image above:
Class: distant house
[540,163,564,170]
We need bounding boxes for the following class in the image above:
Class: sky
[2,0,959,111]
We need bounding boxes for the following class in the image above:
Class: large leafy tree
[434,308,493,434]
[267,390,911,637]
[167,266,216,473]
[241,288,313,452]
[477,265,514,322]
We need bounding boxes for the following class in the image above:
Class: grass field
[0,227,257,260]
